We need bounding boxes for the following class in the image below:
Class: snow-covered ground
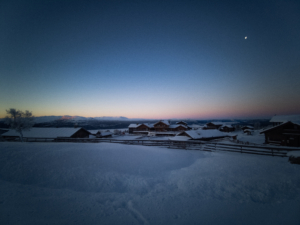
[89,129,266,145]
[230,130,265,145]
[287,151,300,157]
[0,142,299,225]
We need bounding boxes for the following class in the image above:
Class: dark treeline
[0,119,271,130]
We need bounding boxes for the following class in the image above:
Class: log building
[128,120,190,134]
[270,114,300,126]
[204,122,224,130]
[260,121,300,147]
[1,127,91,140]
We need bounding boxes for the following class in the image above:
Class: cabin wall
[177,122,187,126]
[205,123,222,129]
[264,123,300,147]
[172,126,188,131]
[128,128,136,134]
[71,129,90,138]
[154,122,169,131]
[220,127,235,132]
[136,124,150,131]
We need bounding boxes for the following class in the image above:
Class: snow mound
[287,151,300,157]
[0,142,299,225]
[0,143,197,193]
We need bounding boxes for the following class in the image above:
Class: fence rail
[4,137,294,157]
[203,142,288,157]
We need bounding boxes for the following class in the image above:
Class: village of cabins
[1,114,300,147]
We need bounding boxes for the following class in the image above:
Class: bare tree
[5,108,35,142]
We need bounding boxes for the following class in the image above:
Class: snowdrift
[0,142,299,225]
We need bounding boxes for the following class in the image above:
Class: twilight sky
[1,0,300,119]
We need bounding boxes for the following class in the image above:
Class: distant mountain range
[33,116,133,123]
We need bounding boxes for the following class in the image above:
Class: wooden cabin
[204,122,223,130]
[270,114,300,127]
[243,129,253,135]
[153,120,170,132]
[136,124,151,131]
[219,125,235,132]
[176,121,188,126]
[1,127,91,140]
[71,128,91,138]
[177,129,228,140]
[128,124,141,134]
[128,123,154,134]
[128,120,188,135]
[260,121,300,147]
[241,126,254,131]
[96,131,113,138]
[169,124,189,131]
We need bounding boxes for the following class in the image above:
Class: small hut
[96,131,113,138]
[244,129,253,135]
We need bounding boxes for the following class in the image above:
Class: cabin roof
[242,125,254,129]
[129,124,140,128]
[220,125,233,128]
[169,124,187,129]
[1,127,90,138]
[207,122,224,126]
[154,120,170,126]
[143,123,154,128]
[270,114,300,123]
[176,121,187,125]
[259,121,300,134]
[179,129,227,139]
[244,129,253,132]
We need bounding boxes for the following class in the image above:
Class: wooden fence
[5,137,292,157]
[203,142,288,157]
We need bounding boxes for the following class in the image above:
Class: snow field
[0,142,299,225]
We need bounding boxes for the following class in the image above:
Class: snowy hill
[32,116,130,123]
[0,142,299,225]
[92,116,129,120]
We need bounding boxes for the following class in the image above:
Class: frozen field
[0,142,299,225]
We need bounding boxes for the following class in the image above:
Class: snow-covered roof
[260,121,292,134]
[242,125,254,129]
[207,122,224,126]
[1,128,88,138]
[244,129,253,132]
[129,124,140,128]
[152,131,180,135]
[189,124,202,129]
[270,114,300,123]
[169,124,187,129]
[128,123,154,128]
[143,123,154,128]
[169,136,191,141]
[179,129,228,140]
[176,121,187,125]
[154,120,170,126]
[220,125,233,128]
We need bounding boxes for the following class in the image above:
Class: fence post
[272,149,273,156]
[241,146,242,153]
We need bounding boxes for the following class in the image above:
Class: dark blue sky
[1,0,300,119]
